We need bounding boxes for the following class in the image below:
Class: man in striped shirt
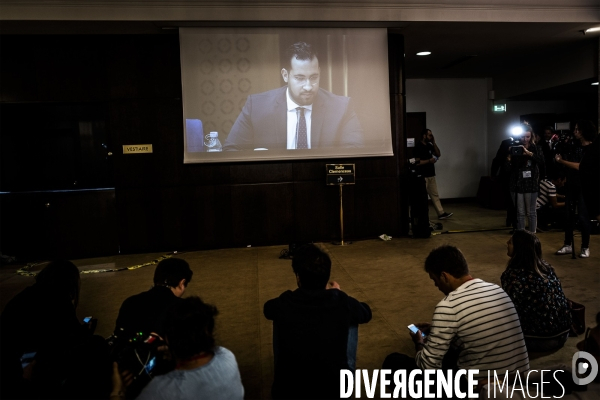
[384,246,529,385]
[536,175,565,231]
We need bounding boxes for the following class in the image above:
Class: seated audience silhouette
[114,258,193,339]
[0,260,107,399]
[502,230,571,351]
[264,243,372,399]
[131,296,244,400]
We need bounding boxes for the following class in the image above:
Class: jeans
[511,192,538,232]
[564,190,590,249]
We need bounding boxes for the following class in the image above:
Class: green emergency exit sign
[494,104,507,112]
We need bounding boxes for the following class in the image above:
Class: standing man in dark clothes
[492,137,517,228]
[114,258,193,338]
[414,129,453,220]
[264,244,372,399]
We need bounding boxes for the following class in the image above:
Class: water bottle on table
[204,131,222,152]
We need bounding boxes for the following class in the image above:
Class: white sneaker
[580,248,590,258]
[555,245,572,255]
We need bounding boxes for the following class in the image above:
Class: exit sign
[494,104,507,112]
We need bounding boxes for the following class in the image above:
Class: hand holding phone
[83,316,93,324]
[407,323,427,338]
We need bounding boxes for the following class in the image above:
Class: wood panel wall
[0,33,407,258]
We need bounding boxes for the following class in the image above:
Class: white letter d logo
[572,351,598,385]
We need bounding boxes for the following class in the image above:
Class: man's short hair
[292,244,331,290]
[284,42,318,70]
[544,126,555,134]
[424,245,469,278]
[153,258,193,288]
[165,296,218,360]
[36,260,81,307]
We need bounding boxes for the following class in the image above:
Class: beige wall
[1,1,598,23]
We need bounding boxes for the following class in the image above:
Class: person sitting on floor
[122,296,245,400]
[114,258,193,339]
[263,243,372,399]
[0,260,106,399]
[383,245,529,390]
[501,230,571,352]
[536,173,566,231]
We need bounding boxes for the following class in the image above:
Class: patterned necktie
[296,107,308,149]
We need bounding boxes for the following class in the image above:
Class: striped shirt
[536,179,556,209]
[415,279,529,379]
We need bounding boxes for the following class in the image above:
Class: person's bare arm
[417,157,436,165]
[430,135,441,157]
[550,196,564,208]
[555,154,579,170]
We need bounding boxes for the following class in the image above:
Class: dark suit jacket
[223,86,364,151]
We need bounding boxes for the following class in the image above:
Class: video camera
[107,328,171,398]
[552,132,574,157]
[510,137,524,156]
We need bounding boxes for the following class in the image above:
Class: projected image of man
[223,42,364,151]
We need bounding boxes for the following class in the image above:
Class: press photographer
[554,120,598,258]
[505,123,545,232]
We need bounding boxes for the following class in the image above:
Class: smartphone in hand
[407,324,426,338]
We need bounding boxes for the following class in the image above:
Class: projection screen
[180,28,393,163]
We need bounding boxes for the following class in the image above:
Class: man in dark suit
[223,42,364,151]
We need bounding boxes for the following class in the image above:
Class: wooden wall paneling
[106,35,181,100]
[0,190,117,260]
[386,32,409,236]
[0,35,109,102]
[229,162,294,185]
[230,183,294,246]
[0,193,48,259]
[177,184,233,250]
[353,178,400,238]
[354,156,398,179]
[45,190,118,259]
[293,181,341,243]
[116,187,163,253]
[1,32,408,256]
[110,98,184,188]
[181,163,232,186]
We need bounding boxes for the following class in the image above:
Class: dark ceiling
[1,20,598,98]
[399,22,599,79]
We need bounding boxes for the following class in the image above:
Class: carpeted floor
[1,202,598,399]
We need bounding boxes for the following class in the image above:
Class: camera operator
[113,258,193,339]
[111,297,244,400]
[505,123,545,232]
[541,126,558,179]
[554,120,597,258]
[492,137,517,229]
